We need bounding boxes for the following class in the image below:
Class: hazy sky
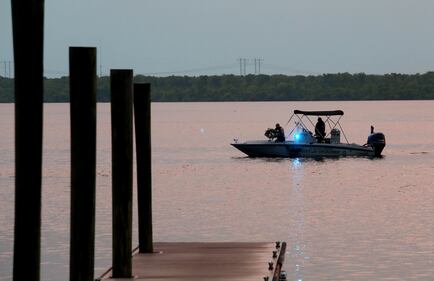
[1,0,434,77]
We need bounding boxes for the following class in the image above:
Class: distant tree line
[1,72,434,103]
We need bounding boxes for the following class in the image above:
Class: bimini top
[294,110,344,116]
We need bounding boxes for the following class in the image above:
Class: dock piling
[69,47,97,281]
[133,83,154,253]
[12,0,45,280]
[111,69,134,278]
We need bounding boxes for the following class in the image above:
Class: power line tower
[243,58,247,75]
[9,61,13,78]
[238,58,263,75]
[239,58,248,76]
[1,61,13,78]
[257,58,262,75]
[253,58,263,75]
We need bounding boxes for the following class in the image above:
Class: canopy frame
[284,109,349,143]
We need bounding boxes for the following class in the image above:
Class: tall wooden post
[11,1,44,280]
[111,69,133,278]
[133,83,154,253]
[69,47,97,281]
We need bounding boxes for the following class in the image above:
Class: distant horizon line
[1,71,434,80]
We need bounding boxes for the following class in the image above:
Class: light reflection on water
[1,101,434,281]
[288,158,308,281]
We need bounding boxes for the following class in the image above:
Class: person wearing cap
[275,123,285,142]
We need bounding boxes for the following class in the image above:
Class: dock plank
[101,242,279,280]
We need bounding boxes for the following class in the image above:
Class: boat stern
[367,132,386,157]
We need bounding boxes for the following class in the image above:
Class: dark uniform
[275,123,285,142]
[315,117,326,142]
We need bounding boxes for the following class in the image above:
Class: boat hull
[231,141,375,158]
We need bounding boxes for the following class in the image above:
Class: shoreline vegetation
[1,72,434,102]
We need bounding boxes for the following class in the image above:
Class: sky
[1,0,434,77]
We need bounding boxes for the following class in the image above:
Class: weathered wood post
[11,1,44,280]
[133,83,154,253]
[69,47,97,281]
[111,69,133,277]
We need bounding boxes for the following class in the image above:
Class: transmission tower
[243,58,247,75]
[238,58,263,75]
[257,58,262,75]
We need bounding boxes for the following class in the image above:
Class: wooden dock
[98,242,286,281]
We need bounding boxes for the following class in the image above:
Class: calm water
[1,101,434,281]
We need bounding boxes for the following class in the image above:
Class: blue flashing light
[294,133,301,141]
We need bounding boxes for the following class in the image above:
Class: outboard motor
[367,125,386,157]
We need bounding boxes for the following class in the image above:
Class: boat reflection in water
[232,110,386,158]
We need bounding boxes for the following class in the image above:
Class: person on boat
[315,117,326,142]
[275,123,285,142]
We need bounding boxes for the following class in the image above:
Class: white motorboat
[231,110,385,158]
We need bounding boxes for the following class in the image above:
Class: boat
[231,110,386,158]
